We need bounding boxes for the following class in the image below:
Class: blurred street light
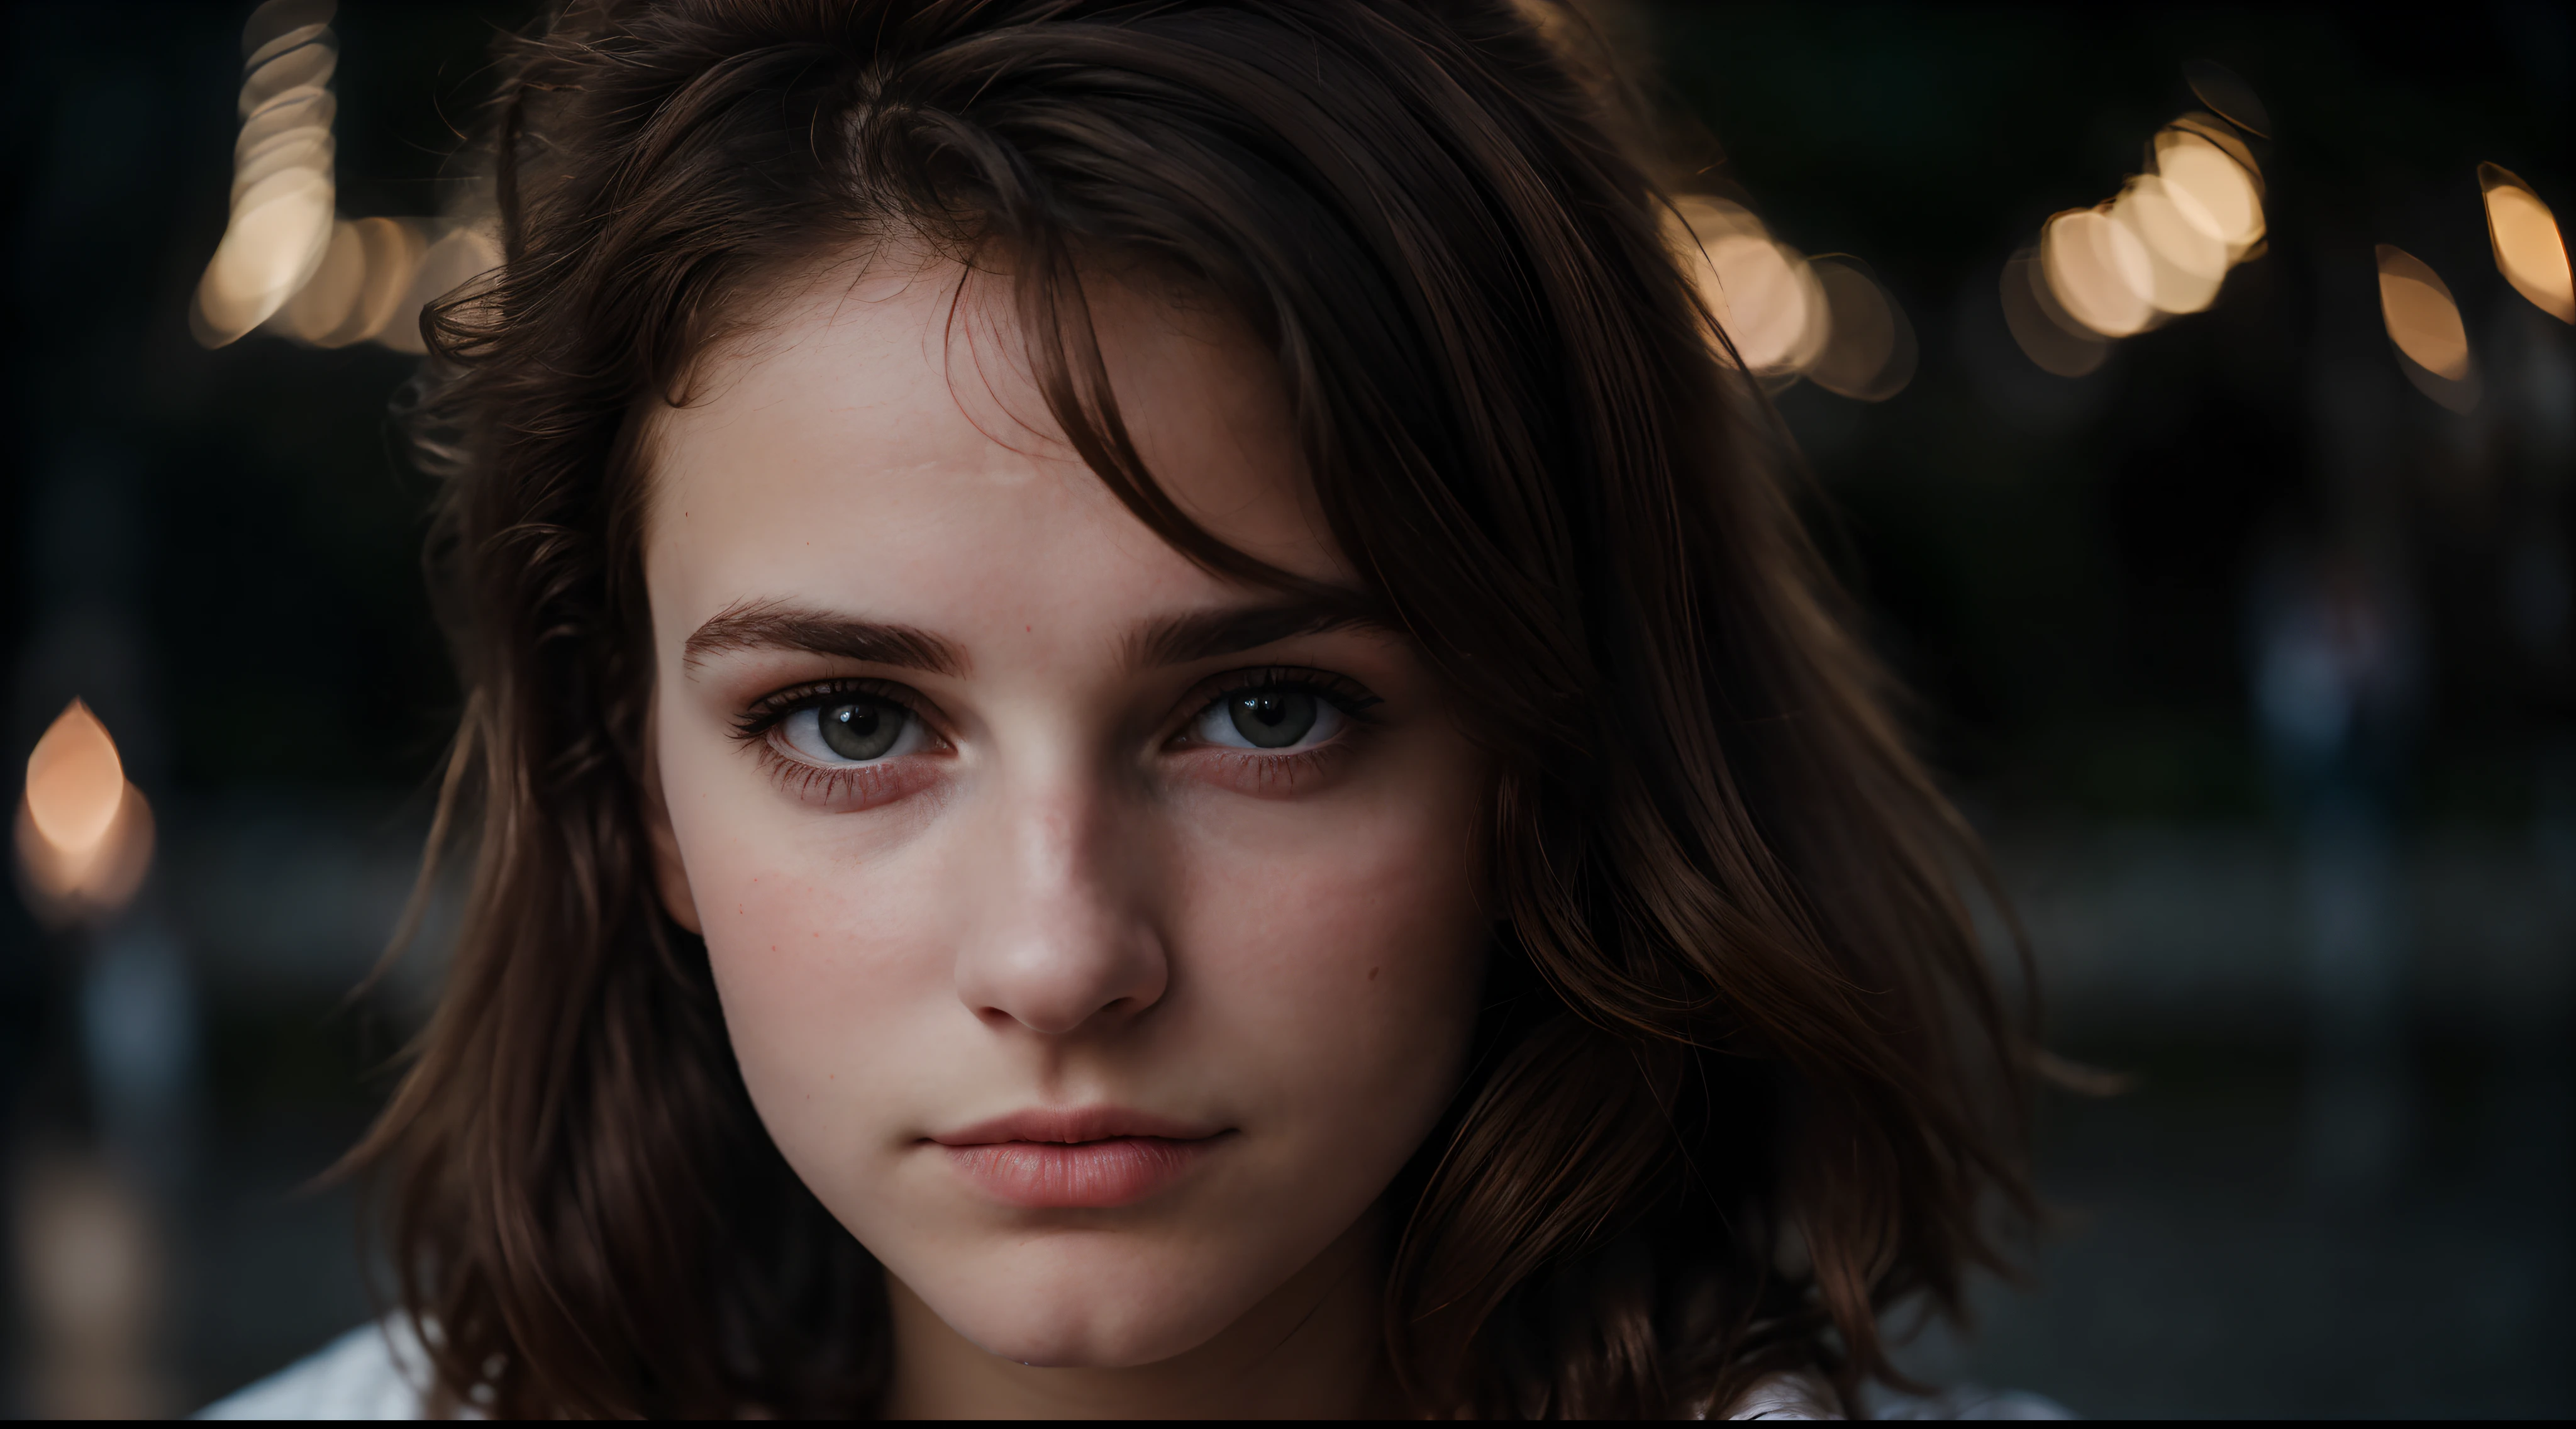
[192,0,497,355]
[2003,89,2270,374]
[1667,195,1916,401]
[14,699,154,928]
[2480,164,2574,325]
[2375,243,2480,413]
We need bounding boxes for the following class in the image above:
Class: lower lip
[942,1136,1222,1208]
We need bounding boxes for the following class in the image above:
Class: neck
[881,1212,1402,1419]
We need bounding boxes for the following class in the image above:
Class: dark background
[2,1,2569,1416]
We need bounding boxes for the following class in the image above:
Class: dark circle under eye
[1227,690,1318,749]
[819,698,905,760]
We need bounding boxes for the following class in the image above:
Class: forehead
[640,253,1343,645]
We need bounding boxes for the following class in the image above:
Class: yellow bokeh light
[229,128,332,206]
[235,89,335,160]
[240,0,335,60]
[2167,113,2263,191]
[246,19,331,70]
[2042,208,2155,338]
[194,165,335,345]
[16,701,155,926]
[2153,131,2265,256]
[2374,244,2479,414]
[1668,199,1826,375]
[2000,252,2110,377]
[2375,245,2470,381]
[239,38,336,118]
[271,219,367,343]
[1804,256,1916,401]
[1668,194,1768,243]
[2480,164,2573,325]
[327,216,431,347]
[2112,176,2228,314]
[24,701,122,856]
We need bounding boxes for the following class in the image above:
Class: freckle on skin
[1368,967,1380,981]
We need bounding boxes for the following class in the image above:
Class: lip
[931,1108,1231,1209]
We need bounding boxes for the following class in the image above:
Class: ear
[640,696,704,936]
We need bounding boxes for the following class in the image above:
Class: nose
[952,777,1169,1036]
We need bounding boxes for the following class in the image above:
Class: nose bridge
[953,757,1166,1037]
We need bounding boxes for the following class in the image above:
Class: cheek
[1167,780,1489,1115]
[660,761,957,1150]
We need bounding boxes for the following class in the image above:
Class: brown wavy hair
[354,0,2039,1416]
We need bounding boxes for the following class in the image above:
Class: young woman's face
[641,255,1490,1373]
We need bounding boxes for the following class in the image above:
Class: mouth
[930,1108,1233,1209]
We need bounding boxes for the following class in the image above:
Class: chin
[930,1245,1260,1370]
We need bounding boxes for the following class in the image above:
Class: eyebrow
[1129,596,1388,668]
[682,599,968,676]
[681,592,1388,678]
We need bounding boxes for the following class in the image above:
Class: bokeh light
[14,700,155,927]
[2006,100,2269,370]
[2375,243,2479,413]
[1806,255,1918,401]
[1670,197,1826,375]
[2043,208,2157,337]
[194,0,494,357]
[2114,175,2229,314]
[2000,250,2112,377]
[2480,164,2574,325]
[1668,196,1912,400]
[2154,128,2266,256]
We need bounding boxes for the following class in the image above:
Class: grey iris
[1228,691,1317,748]
[819,699,904,760]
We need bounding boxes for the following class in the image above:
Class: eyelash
[731,676,930,743]
[1170,666,1383,794]
[731,677,941,804]
[1173,666,1383,740]
[730,666,1384,803]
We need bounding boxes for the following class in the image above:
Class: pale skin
[638,252,1492,1418]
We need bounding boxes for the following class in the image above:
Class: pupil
[819,700,901,760]
[1228,690,1316,748]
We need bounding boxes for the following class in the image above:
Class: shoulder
[1721,1376,2077,1421]
[195,1318,443,1420]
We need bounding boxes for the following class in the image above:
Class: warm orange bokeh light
[2114,176,2228,314]
[2004,100,2267,377]
[1805,256,1917,401]
[15,701,155,926]
[2375,244,2479,414]
[2480,164,2574,325]
[25,701,121,855]
[2151,130,2265,257]
[2042,208,2156,338]
[238,38,336,118]
[2001,252,2111,377]
[193,142,335,345]
[1668,197,1828,376]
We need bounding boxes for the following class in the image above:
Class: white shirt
[196,1319,2073,1420]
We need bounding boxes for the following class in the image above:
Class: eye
[1191,686,1348,751]
[777,695,928,764]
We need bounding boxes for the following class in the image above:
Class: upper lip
[930,1106,1228,1147]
